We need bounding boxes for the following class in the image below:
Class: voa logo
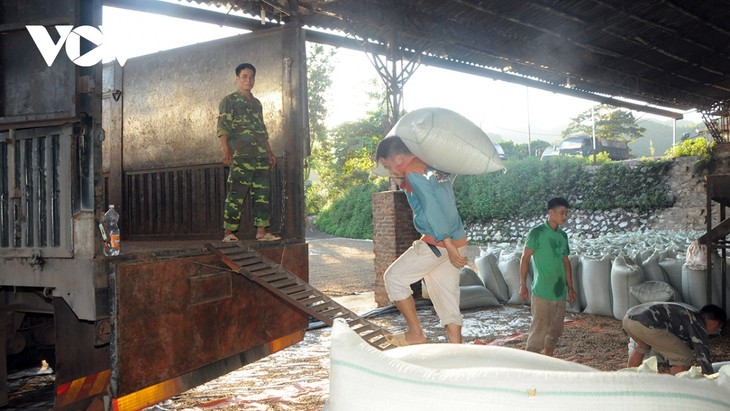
[26,25,128,67]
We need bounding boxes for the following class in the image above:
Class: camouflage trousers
[223,156,271,232]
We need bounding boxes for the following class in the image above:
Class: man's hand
[442,238,467,268]
[519,283,529,301]
[220,135,232,165]
[567,287,577,303]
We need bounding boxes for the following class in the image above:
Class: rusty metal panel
[110,242,308,397]
[121,29,290,171]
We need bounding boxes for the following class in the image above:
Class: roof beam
[304,31,683,119]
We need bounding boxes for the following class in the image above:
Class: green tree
[501,139,550,158]
[562,104,646,143]
[304,44,336,214]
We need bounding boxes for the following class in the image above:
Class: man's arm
[563,256,576,303]
[265,139,276,168]
[442,237,467,268]
[220,134,232,165]
[519,247,533,301]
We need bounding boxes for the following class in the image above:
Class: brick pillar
[372,190,421,307]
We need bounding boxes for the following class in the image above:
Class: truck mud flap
[206,243,395,350]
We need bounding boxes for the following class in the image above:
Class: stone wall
[467,149,730,244]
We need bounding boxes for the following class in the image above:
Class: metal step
[206,243,395,350]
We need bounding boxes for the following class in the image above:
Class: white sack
[567,255,583,313]
[499,254,528,305]
[475,253,510,302]
[610,255,643,320]
[460,285,500,310]
[373,107,505,176]
[658,257,685,302]
[630,281,678,304]
[460,266,484,287]
[581,255,613,317]
[327,319,730,411]
[638,252,668,283]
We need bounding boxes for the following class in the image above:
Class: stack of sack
[422,241,729,320]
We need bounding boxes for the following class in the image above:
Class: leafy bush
[664,138,714,158]
[318,157,674,238]
[454,157,585,222]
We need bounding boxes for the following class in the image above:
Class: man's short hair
[547,197,570,210]
[375,136,412,161]
[701,304,727,327]
[236,63,256,76]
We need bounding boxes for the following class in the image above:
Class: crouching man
[623,302,726,375]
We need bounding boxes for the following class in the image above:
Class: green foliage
[499,139,550,159]
[454,157,585,222]
[578,160,674,212]
[315,180,388,239]
[305,180,329,215]
[454,157,673,222]
[317,112,385,199]
[664,137,714,158]
[563,104,645,143]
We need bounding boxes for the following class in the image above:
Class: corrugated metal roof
[182,0,730,113]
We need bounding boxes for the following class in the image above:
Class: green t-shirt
[217,91,269,158]
[525,222,570,301]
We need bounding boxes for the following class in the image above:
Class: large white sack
[682,263,708,308]
[474,253,510,302]
[389,339,595,372]
[373,107,505,176]
[567,255,583,313]
[326,319,730,411]
[630,281,678,304]
[682,255,726,309]
[658,257,685,302]
[460,285,500,310]
[610,255,643,320]
[638,252,668,283]
[499,254,528,305]
[460,266,484,287]
[581,255,613,317]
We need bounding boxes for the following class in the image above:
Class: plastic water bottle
[103,205,120,256]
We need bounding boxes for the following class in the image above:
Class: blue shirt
[401,160,466,243]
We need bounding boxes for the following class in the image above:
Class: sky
[102,4,704,146]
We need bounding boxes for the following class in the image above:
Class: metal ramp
[205,243,395,350]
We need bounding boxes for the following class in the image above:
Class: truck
[557,136,630,160]
[1,1,311,409]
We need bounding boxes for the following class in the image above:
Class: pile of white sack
[424,230,730,320]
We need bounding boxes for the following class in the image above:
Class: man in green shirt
[217,63,280,243]
[519,197,576,356]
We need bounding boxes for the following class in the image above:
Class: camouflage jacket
[217,91,269,158]
[626,302,712,374]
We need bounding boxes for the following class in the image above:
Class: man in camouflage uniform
[623,302,726,375]
[218,63,280,242]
